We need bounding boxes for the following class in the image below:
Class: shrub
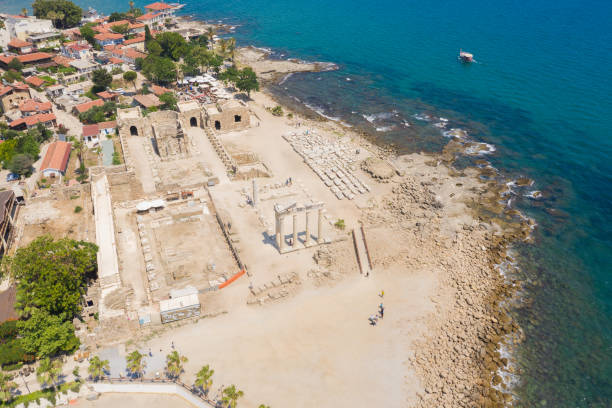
[0,320,18,341]
[74,206,82,213]
[334,219,345,230]
[269,105,283,117]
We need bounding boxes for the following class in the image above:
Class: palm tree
[36,358,62,390]
[0,372,17,404]
[194,365,214,395]
[222,385,244,408]
[227,38,237,61]
[21,8,27,17]
[88,356,110,381]
[126,350,146,379]
[206,27,216,49]
[165,350,188,380]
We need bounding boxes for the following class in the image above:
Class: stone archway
[190,117,198,127]
[130,125,138,136]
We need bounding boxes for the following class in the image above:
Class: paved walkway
[101,139,114,166]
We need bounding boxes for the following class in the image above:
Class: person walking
[379,303,384,319]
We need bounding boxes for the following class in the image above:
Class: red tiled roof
[150,84,171,96]
[145,2,174,11]
[40,141,71,173]
[0,52,53,65]
[8,38,32,48]
[66,43,91,51]
[137,12,162,21]
[19,99,52,112]
[94,33,124,41]
[74,99,104,114]
[97,120,117,129]
[108,57,124,64]
[82,124,99,137]
[25,76,45,87]
[123,36,145,45]
[0,81,29,97]
[133,94,161,108]
[96,91,118,100]
[123,48,146,59]
[9,112,56,128]
[53,55,74,67]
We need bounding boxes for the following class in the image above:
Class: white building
[0,14,56,48]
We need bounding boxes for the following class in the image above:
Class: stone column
[305,211,311,246]
[252,179,258,207]
[292,213,298,246]
[318,208,323,243]
[279,215,286,251]
[275,214,281,249]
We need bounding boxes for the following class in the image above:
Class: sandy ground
[77,393,195,408]
[139,269,434,408]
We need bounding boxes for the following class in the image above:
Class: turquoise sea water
[5,0,611,405]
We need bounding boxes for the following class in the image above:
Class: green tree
[141,56,176,84]
[144,25,153,43]
[88,356,110,381]
[145,40,162,56]
[32,0,82,28]
[123,70,137,90]
[155,32,188,61]
[7,58,23,72]
[108,12,127,22]
[80,24,96,46]
[110,23,129,35]
[159,92,177,111]
[235,67,259,98]
[0,371,17,403]
[17,309,80,357]
[46,10,65,28]
[222,385,244,408]
[219,66,239,86]
[194,365,214,395]
[0,139,18,168]
[165,350,187,379]
[205,27,216,47]
[36,357,62,389]
[15,132,40,159]
[9,154,34,177]
[92,68,112,93]
[126,350,146,379]
[7,236,98,320]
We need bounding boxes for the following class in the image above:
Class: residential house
[24,76,46,88]
[9,112,56,130]
[0,15,54,45]
[96,91,119,102]
[46,84,65,99]
[72,99,104,116]
[82,120,116,147]
[133,94,162,109]
[94,32,124,47]
[136,12,165,27]
[107,45,146,65]
[60,42,93,60]
[26,31,61,49]
[7,38,33,54]
[0,81,31,112]
[40,141,71,178]
[69,59,98,75]
[144,2,177,19]
[0,190,18,259]
[53,55,74,68]
[150,84,172,97]
[122,35,145,52]
[82,123,100,147]
[0,52,54,68]
[19,99,52,116]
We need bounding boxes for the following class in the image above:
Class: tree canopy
[141,56,176,85]
[7,235,98,320]
[92,68,112,93]
[108,12,128,22]
[79,102,117,124]
[18,310,79,358]
[154,32,188,61]
[9,154,34,177]
[7,58,23,72]
[32,0,82,28]
[235,67,259,98]
[159,92,177,111]
[79,25,96,46]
